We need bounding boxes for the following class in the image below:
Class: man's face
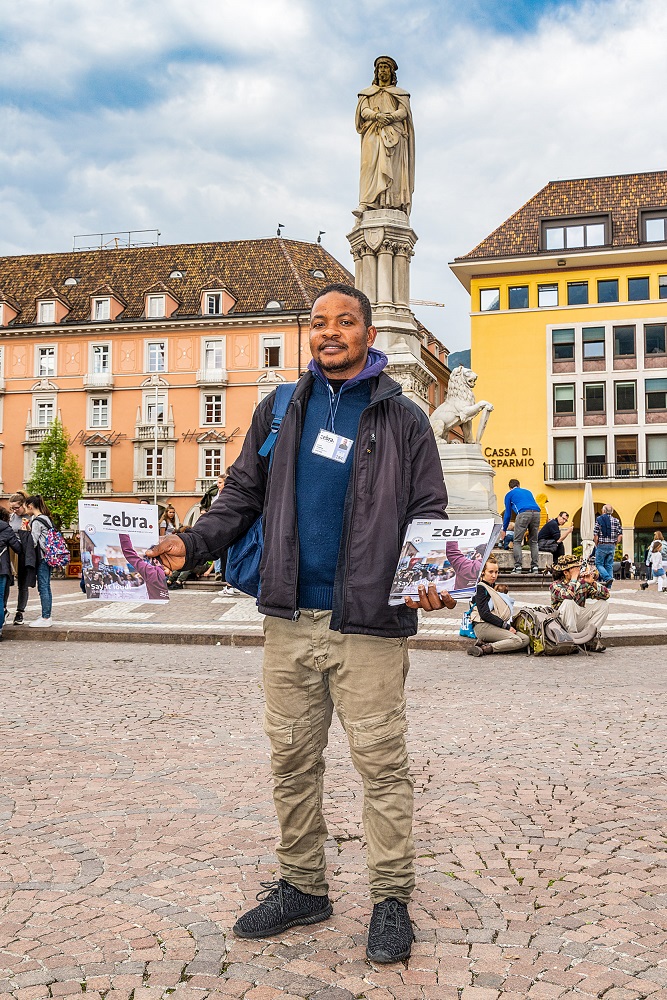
[309,291,377,380]
[557,513,568,526]
[377,60,392,86]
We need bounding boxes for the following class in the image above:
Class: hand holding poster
[389,519,502,605]
[78,500,169,603]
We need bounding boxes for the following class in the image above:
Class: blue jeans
[36,560,53,618]
[0,575,9,625]
[595,544,615,587]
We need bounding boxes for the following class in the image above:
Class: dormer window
[0,304,3,326]
[206,293,222,315]
[147,294,166,318]
[541,215,609,251]
[93,297,110,321]
[641,210,667,243]
[169,269,184,279]
[38,301,55,324]
[310,269,326,279]
[265,300,282,311]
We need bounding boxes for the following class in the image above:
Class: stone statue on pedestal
[429,366,494,444]
[354,56,415,218]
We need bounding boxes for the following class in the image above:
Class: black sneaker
[232,879,332,939]
[13,612,24,625]
[366,898,414,963]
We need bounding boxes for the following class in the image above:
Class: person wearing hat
[549,555,609,651]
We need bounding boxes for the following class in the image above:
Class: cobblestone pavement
[6,579,667,646]
[1,642,666,1000]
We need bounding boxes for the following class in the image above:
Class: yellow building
[451,171,667,561]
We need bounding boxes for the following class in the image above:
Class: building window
[585,437,606,477]
[660,276,667,300]
[613,325,635,358]
[0,304,4,326]
[552,328,575,360]
[262,336,282,368]
[615,435,638,472]
[582,327,605,360]
[543,216,608,250]
[90,450,108,479]
[36,400,55,426]
[641,211,667,242]
[203,448,223,478]
[37,346,56,376]
[647,435,667,475]
[584,383,605,413]
[204,339,225,370]
[615,382,636,412]
[554,384,575,414]
[147,295,166,318]
[646,378,667,410]
[554,438,576,480]
[90,397,109,428]
[205,293,222,315]
[93,298,110,321]
[38,301,55,324]
[92,344,110,373]
[538,284,558,308]
[479,288,500,311]
[147,341,166,372]
[628,277,649,301]
[146,395,165,423]
[567,281,588,305]
[508,285,529,309]
[145,448,163,477]
[645,324,666,356]
[203,394,224,424]
[597,278,619,303]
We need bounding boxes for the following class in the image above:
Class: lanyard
[328,385,343,433]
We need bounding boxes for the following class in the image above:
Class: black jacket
[182,370,448,636]
[0,522,21,578]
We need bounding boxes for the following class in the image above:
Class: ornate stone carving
[430,366,494,444]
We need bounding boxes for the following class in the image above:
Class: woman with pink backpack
[25,494,55,628]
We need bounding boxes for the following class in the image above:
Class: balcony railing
[25,425,51,443]
[134,478,173,495]
[134,422,175,441]
[196,367,228,386]
[544,461,667,482]
[196,477,218,494]
[83,371,114,390]
[85,479,112,495]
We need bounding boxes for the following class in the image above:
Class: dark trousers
[15,571,29,613]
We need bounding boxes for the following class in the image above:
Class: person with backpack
[0,507,21,638]
[468,555,529,657]
[25,494,56,627]
[640,541,666,592]
[548,554,609,652]
[146,283,452,964]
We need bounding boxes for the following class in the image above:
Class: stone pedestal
[437,442,500,521]
[348,208,434,411]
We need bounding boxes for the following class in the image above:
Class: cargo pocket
[263,709,295,745]
[348,706,407,749]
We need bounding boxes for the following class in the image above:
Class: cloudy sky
[2,0,666,352]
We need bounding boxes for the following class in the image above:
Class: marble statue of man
[355,56,415,217]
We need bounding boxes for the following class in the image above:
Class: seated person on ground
[548,554,609,652]
[468,555,529,657]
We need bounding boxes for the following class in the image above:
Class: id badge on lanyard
[312,429,353,463]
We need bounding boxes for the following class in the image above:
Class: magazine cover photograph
[389,519,502,604]
[78,500,169,603]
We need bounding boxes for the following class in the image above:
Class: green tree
[26,419,84,529]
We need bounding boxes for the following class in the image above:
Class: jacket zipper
[291,397,303,621]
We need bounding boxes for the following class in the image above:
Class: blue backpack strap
[258,382,297,458]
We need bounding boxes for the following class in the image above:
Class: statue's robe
[355,84,414,215]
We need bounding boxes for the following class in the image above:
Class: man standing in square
[594,504,623,588]
[499,479,541,574]
[148,284,452,963]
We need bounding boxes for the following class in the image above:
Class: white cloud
[2,0,667,350]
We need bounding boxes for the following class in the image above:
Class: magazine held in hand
[389,519,502,604]
[78,500,169,603]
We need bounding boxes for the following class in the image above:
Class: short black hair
[508,478,520,489]
[311,283,373,329]
[0,507,9,523]
[559,511,569,518]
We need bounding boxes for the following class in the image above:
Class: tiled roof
[0,238,353,327]
[458,171,667,260]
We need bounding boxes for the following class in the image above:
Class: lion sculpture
[429,366,494,444]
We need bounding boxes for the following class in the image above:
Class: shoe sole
[232,903,333,939]
[366,944,412,963]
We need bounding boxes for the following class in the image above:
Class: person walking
[468,555,529,657]
[8,491,34,625]
[0,507,21,637]
[593,504,623,588]
[538,510,573,561]
[147,283,453,963]
[640,541,666,592]
[25,494,55,628]
[499,479,541,574]
[549,555,609,651]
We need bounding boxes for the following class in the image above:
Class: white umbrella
[580,481,596,562]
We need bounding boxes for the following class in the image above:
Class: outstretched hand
[405,584,457,612]
[145,535,186,574]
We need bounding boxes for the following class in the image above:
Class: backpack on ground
[36,517,70,569]
[225,383,297,598]
[513,605,580,656]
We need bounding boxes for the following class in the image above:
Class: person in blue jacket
[499,479,541,574]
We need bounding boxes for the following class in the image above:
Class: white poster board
[78,500,169,603]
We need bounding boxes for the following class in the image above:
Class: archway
[183,503,202,527]
[634,501,667,564]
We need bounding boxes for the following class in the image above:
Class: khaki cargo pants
[262,609,414,903]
